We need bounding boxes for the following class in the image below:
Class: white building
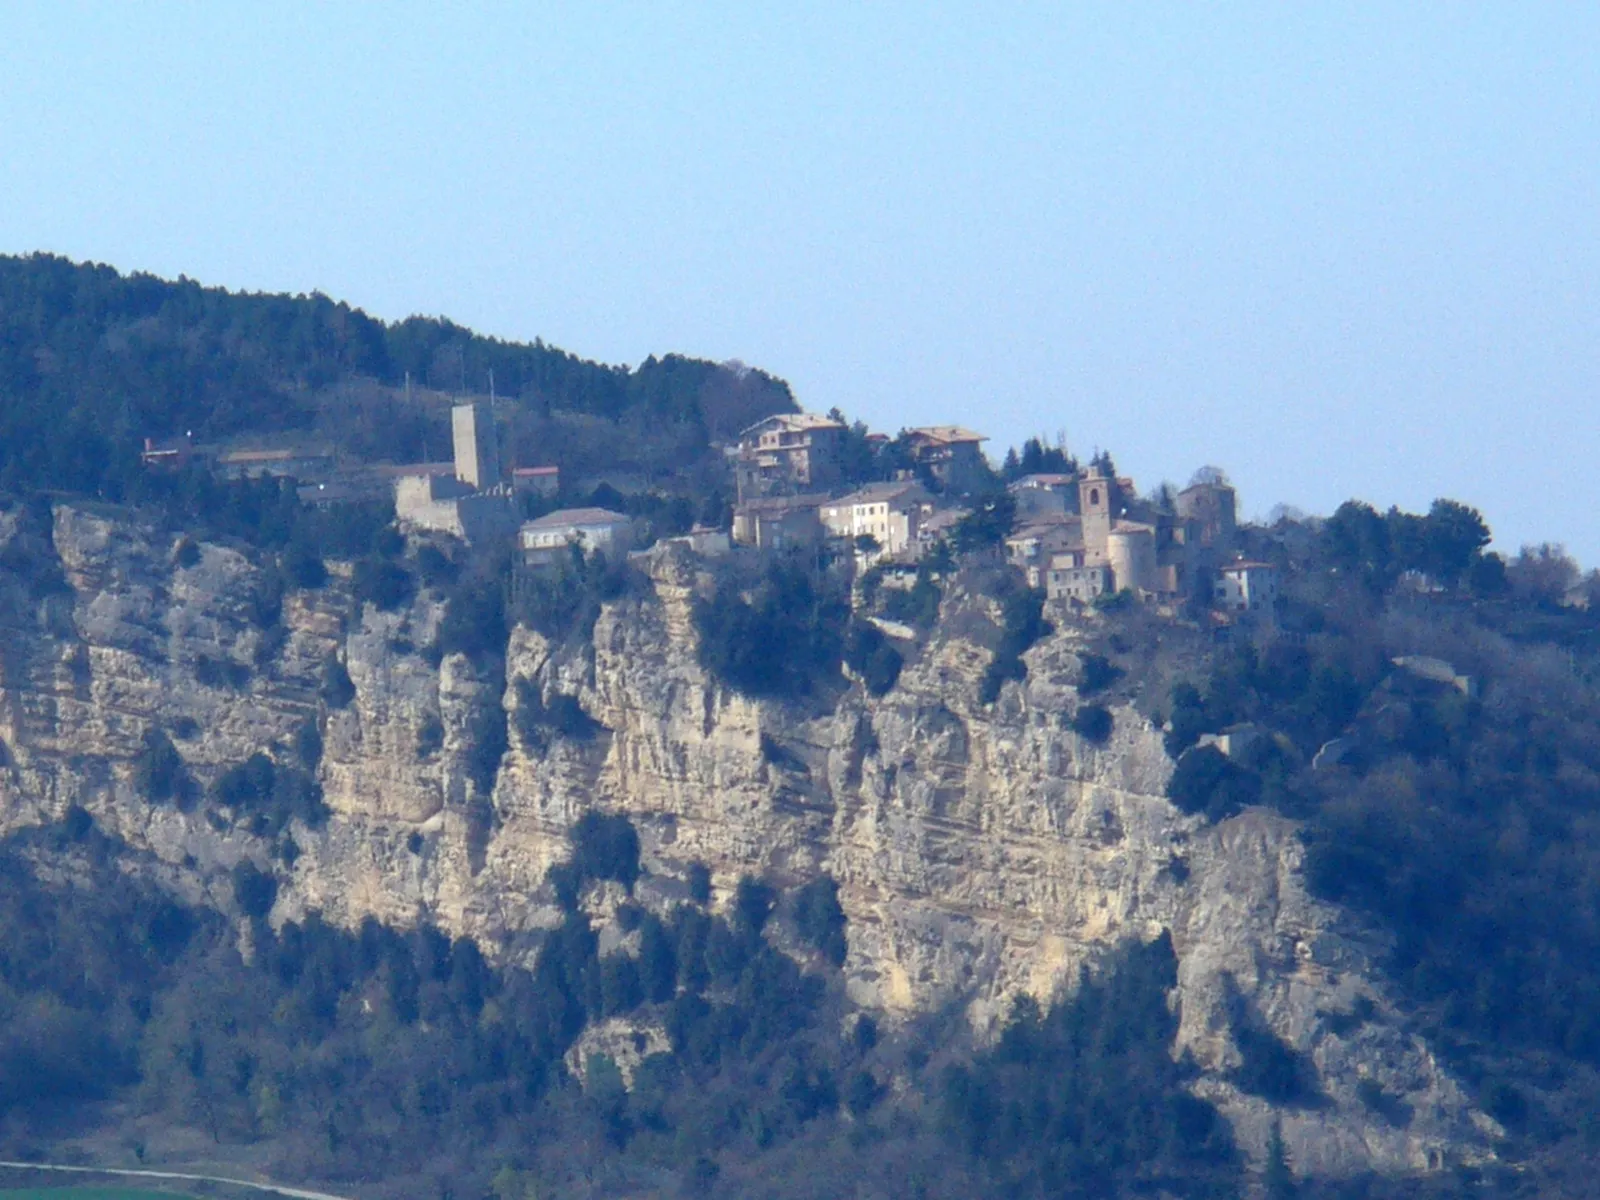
[1218,560,1279,613]
[819,481,934,559]
[520,507,634,559]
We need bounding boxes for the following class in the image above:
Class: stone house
[734,412,845,500]
[819,481,935,560]
[511,465,559,497]
[1218,560,1278,613]
[395,472,518,544]
[520,507,634,559]
[1009,472,1079,519]
[731,494,827,550]
[391,404,516,544]
[902,426,989,494]
[1006,516,1082,588]
[216,445,337,482]
[1176,480,1238,552]
[1046,561,1113,604]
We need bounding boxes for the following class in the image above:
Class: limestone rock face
[0,508,1498,1177]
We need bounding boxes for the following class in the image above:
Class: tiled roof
[905,425,987,445]
[522,507,630,529]
[739,411,846,437]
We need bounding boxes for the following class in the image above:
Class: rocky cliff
[0,501,1499,1178]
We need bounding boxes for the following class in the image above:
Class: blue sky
[3,4,1597,559]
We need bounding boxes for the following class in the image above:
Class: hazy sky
[3,4,1597,559]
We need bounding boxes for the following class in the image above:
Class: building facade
[819,481,934,559]
[734,412,845,500]
[452,402,502,490]
[519,507,634,558]
[731,494,827,550]
[902,426,989,494]
[1218,561,1278,613]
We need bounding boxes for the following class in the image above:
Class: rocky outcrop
[0,506,1499,1177]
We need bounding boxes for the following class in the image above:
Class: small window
[1089,488,1100,506]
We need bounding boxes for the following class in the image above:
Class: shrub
[282,538,327,589]
[844,621,903,697]
[980,581,1051,703]
[416,716,444,759]
[513,679,602,753]
[231,861,278,920]
[793,875,848,966]
[291,720,322,770]
[466,706,507,795]
[688,862,713,906]
[1230,1022,1319,1106]
[1070,704,1113,744]
[1166,746,1259,821]
[133,729,190,805]
[414,544,459,588]
[1165,682,1208,758]
[321,655,356,709]
[695,561,848,699]
[570,811,641,892]
[214,752,328,836]
[735,876,776,935]
[194,654,251,690]
[436,574,507,661]
[1078,652,1121,695]
[352,556,414,612]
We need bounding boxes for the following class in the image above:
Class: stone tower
[451,402,500,490]
[1079,465,1113,558]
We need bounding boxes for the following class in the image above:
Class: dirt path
[0,1159,356,1200]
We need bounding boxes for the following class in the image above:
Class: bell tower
[1079,465,1112,558]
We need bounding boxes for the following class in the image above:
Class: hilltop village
[145,401,1277,624]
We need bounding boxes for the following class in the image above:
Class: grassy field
[0,1190,181,1198]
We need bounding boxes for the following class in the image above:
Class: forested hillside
[10,255,1600,1200]
[0,253,793,500]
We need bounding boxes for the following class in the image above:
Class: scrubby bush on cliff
[231,860,277,920]
[513,678,602,753]
[695,558,848,699]
[212,751,328,836]
[979,578,1051,704]
[844,619,903,696]
[352,554,414,612]
[793,874,848,966]
[321,654,356,708]
[1071,703,1114,744]
[435,567,508,661]
[1165,745,1259,821]
[508,545,633,644]
[571,810,641,892]
[465,705,507,796]
[133,728,193,806]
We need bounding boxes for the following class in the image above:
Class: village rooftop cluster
[143,404,1278,617]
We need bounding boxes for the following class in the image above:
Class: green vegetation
[1154,496,1600,1178]
[694,558,850,699]
[979,575,1051,704]
[939,933,1236,1197]
[842,619,903,696]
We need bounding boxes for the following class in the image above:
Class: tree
[1418,498,1491,582]
[1264,1120,1295,1199]
[951,492,1016,554]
